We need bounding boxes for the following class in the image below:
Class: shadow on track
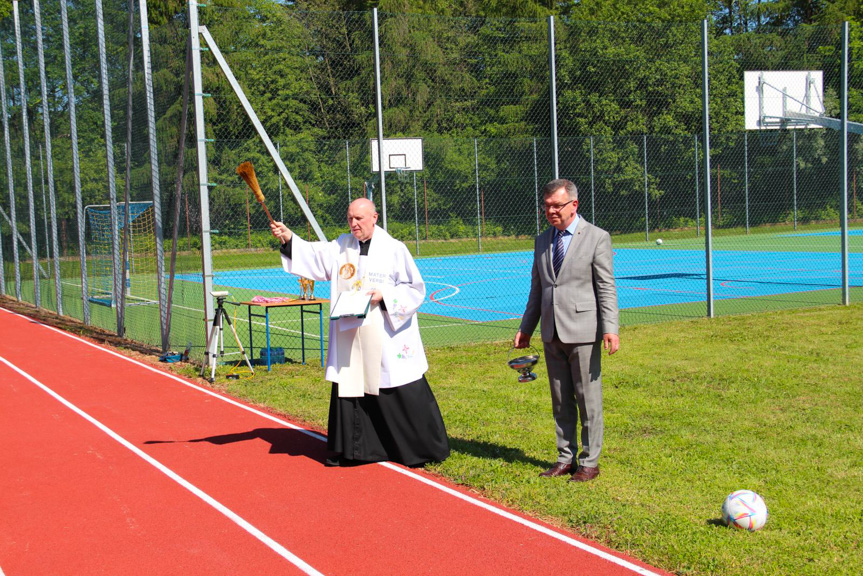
[145,427,330,463]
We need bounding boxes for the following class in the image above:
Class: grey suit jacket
[519,218,619,344]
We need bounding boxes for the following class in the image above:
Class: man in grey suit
[514,178,619,482]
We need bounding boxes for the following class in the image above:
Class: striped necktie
[553,230,566,276]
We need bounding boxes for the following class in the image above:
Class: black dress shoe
[325,456,363,467]
[569,465,600,482]
[539,462,573,477]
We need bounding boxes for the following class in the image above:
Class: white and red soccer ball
[722,489,768,531]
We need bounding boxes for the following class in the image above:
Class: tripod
[202,293,254,383]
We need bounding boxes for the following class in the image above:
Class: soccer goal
[84,202,158,307]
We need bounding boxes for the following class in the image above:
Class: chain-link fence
[1,1,860,366]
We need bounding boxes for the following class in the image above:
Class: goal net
[84,202,158,307]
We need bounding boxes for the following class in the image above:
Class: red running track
[0,306,669,576]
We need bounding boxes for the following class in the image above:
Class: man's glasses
[543,200,575,212]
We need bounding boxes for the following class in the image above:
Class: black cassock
[327,376,449,467]
[285,236,449,466]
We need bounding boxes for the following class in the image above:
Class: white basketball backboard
[744,71,825,130]
[370,138,424,172]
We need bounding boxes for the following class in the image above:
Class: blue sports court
[182,248,862,323]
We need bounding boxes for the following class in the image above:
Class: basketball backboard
[370,138,424,172]
[744,71,825,130]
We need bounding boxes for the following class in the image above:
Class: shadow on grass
[448,436,550,469]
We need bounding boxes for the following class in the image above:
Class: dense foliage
[0,0,860,258]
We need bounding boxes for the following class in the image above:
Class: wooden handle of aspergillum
[258,200,275,226]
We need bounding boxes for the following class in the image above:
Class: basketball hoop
[394,167,410,182]
[370,138,424,174]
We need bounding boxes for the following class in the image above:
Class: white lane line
[0,354,323,576]
[0,306,660,575]
[380,462,663,576]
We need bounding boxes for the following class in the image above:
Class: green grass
[177,302,863,576]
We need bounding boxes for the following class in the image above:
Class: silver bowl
[507,350,539,383]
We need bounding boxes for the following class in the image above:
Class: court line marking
[0,352,323,576]
[0,306,661,576]
[426,280,460,300]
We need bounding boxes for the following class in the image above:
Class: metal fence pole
[475,138,481,252]
[60,0,89,324]
[840,21,850,305]
[139,0,168,350]
[694,134,700,237]
[13,0,40,308]
[372,8,387,230]
[346,140,351,204]
[548,16,559,179]
[413,172,419,255]
[701,20,714,318]
[590,136,596,224]
[95,0,121,330]
[0,41,20,300]
[643,134,649,241]
[533,138,539,235]
[34,0,62,313]
[39,147,48,263]
[189,0,216,342]
[792,130,798,230]
[744,132,750,233]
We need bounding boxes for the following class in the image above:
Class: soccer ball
[721,490,768,531]
[656,238,663,245]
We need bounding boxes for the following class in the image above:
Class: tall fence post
[792,130,798,230]
[590,136,596,224]
[345,140,351,204]
[840,21,850,305]
[413,172,419,255]
[189,0,216,345]
[13,0,40,308]
[533,138,539,235]
[372,8,387,230]
[475,138,481,252]
[120,0,133,336]
[0,40,21,300]
[60,0,89,324]
[744,132,749,234]
[548,16,559,179]
[39,147,48,264]
[694,134,700,237]
[95,0,121,330]
[139,0,168,350]
[701,20,714,318]
[643,134,649,241]
[34,0,62,314]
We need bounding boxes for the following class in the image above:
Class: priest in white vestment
[269,198,449,467]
